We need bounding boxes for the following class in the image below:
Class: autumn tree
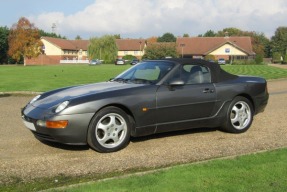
[146,36,158,44]
[8,17,42,64]
[88,35,118,63]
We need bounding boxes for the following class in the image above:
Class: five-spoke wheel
[88,107,131,152]
[221,96,254,133]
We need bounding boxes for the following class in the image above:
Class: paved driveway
[1,79,287,184]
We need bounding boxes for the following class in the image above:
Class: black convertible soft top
[165,58,238,83]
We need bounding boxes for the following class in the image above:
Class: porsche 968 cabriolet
[22,59,269,152]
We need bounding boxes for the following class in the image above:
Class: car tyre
[221,96,254,133]
[87,107,131,153]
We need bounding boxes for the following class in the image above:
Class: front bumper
[21,105,94,145]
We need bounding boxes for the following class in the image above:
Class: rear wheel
[87,107,131,153]
[221,96,254,133]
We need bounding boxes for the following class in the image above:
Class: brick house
[116,39,146,59]
[26,37,89,65]
[176,36,255,61]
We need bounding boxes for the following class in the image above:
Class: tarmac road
[1,79,287,184]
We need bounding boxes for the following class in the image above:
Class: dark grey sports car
[21,59,269,153]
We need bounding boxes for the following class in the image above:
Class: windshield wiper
[111,78,129,83]
[130,78,154,84]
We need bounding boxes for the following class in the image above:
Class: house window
[134,51,139,55]
[124,51,128,55]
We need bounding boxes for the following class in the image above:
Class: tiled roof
[176,37,255,55]
[41,37,89,50]
[116,39,146,51]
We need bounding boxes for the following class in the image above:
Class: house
[26,37,146,65]
[176,36,255,62]
[26,37,89,65]
[116,39,146,59]
[25,36,255,65]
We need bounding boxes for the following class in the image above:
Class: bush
[255,54,263,64]
[204,54,215,61]
[122,55,136,61]
[272,52,281,63]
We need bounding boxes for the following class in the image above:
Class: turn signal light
[46,120,68,129]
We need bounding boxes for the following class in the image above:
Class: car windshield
[112,61,175,84]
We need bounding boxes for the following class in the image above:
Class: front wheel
[221,96,254,133]
[87,107,131,153]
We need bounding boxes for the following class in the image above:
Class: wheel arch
[87,103,136,138]
[234,93,255,111]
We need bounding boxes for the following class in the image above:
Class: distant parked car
[115,59,125,65]
[89,59,101,65]
[130,59,139,65]
[218,58,226,65]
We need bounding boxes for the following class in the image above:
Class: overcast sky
[1,0,286,39]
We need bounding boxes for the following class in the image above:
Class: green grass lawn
[49,148,287,192]
[0,64,130,92]
[0,64,287,92]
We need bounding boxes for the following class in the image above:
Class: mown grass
[222,65,287,80]
[0,64,130,92]
[0,64,287,92]
[46,148,287,191]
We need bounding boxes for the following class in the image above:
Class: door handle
[203,88,214,93]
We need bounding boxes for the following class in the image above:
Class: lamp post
[180,43,185,58]
[139,41,142,59]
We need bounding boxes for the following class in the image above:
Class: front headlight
[55,101,69,113]
[29,95,41,104]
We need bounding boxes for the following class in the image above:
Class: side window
[182,64,211,84]
[167,64,211,85]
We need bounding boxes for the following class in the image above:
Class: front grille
[22,114,35,123]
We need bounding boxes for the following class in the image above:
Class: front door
[155,64,216,132]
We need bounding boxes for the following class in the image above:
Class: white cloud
[30,0,287,39]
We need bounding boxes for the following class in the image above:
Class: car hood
[32,82,143,109]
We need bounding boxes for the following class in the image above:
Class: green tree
[272,52,281,63]
[183,33,189,37]
[282,53,287,64]
[270,27,287,56]
[203,30,216,37]
[217,27,243,36]
[113,34,121,39]
[38,29,66,39]
[142,43,177,59]
[0,26,9,64]
[157,32,176,42]
[88,35,118,63]
[75,35,82,40]
[8,17,43,64]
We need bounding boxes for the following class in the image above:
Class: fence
[60,60,89,64]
